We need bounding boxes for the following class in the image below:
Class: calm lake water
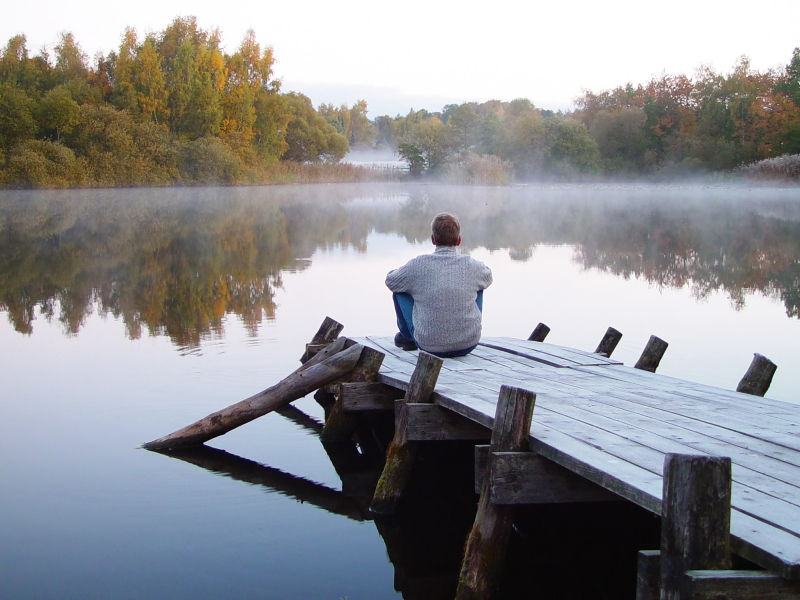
[2,182,800,599]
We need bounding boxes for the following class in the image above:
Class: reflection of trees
[0,186,382,344]
[2,184,800,344]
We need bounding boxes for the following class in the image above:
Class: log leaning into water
[142,342,364,450]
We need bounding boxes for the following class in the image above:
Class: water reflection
[2,183,800,346]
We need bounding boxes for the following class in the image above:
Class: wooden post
[661,454,732,600]
[636,550,661,600]
[369,352,443,515]
[736,353,777,397]
[457,385,536,600]
[635,335,669,373]
[300,316,344,363]
[528,323,550,342]
[594,326,623,357]
[319,346,386,443]
[142,343,364,450]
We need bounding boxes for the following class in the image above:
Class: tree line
[0,16,798,187]
[372,51,800,181]
[0,17,374,187]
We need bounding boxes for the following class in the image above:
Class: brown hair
[431,213,460,246]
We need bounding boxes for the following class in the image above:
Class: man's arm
[385,262,411,293]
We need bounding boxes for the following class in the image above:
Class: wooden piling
[528,323,550,342]
[300,316,344,363]
[319,346,386,443]
[594,326,623,357]
[142,342,364,450]
[736,353,777,397]
[456,385,536,600]
[635,335,669,373]
[369,351,443,516]
[661,454,732,600]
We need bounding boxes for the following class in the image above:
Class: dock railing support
[635,335,669,373]
[300,316,344,363]
[528,322,550,342]
[661,453,732,600]
[456,385,536,600]
[369,351,443,515]
[595,326,623,357]
[319,345,386,443]
[736,353,777,397]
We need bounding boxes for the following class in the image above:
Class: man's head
[431,213,461,247]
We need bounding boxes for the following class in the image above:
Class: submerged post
[528,323,551,342]
[594,326,622,357]
[635,335,669,373]
[369,351,443,515]
[660,454,732,600]
[457,385,536,600]
[736,353,777,397]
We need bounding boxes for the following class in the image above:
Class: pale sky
[4,0,799,117]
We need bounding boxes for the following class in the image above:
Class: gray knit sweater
[385,246,493,353]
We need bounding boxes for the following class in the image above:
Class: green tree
[281,92,348,162]
[38,85,79,141]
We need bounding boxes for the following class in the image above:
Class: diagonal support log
[142,342,364,450]
[369,351,443,515]
[457,385,537,600]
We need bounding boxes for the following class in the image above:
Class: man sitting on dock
[386,212,492,358]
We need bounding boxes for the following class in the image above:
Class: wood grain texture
[143,343,364,450]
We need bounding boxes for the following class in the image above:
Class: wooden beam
[528,322,551,342]
[340,382,405,412]
[142,343,364,450]
[635,335,669,373]
[405,403,491,441]
[683,570,800,600]
[595,326,623,357]
[736,353,777,397]
[636,550,661,600]
[457,385,537,600]
[661,454,732,600]
[300,316,344,362]
[370,352,443,515]
[319,345,386,443]
[472,448,620,504]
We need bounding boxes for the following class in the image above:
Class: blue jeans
[393,290,483,358]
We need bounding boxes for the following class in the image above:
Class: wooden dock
[349,335,800,596]
[146,319,800,599]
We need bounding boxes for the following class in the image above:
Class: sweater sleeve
[385,261,411,293]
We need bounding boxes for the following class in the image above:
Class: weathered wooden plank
[472,448,620,504]
[683,570,800,600]
[482,337,623,366]
[405,403,491,441]
[340,382,405,412]
[661,454,732,600]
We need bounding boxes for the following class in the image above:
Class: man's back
[386,245,492,354]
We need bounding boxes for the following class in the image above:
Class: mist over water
[2,181,800,599]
